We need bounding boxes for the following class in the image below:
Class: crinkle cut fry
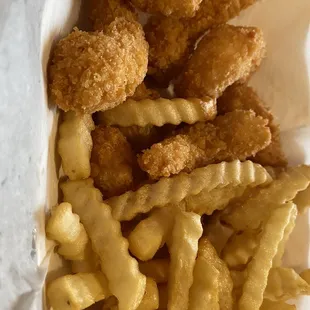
[97,97,217,127]
[61,179,146,310]
[222,166,310,230]
[167,211,203,310]
[138,110,271,179]
[265,267,310,301]
[198,237,233,310]
[105,160,272,221]
[238,202,298,310]
[47,272,110,310]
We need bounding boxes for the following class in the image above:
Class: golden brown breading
[188,0,258,39]
[145,17,193,86]
[49,19,148,114]
[138,110,272,179]
[90,126,135,198]
[175,25,266,99]
[131,0,202,17]
[144,0,258,85]
[89,0,137,31]
[128,82,160,101]
[118,125,162,152]
[218,84,287,167]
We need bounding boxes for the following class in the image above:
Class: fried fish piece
[131,0,202,17]
[90,126,135,198]
[174,24,266,98]
[218,84,287,167]
[128,82,160,101]
[145,16,193,86]
[138,110,271,179]
[118,125,162,152]
[89,0,137,31]
[49,18,148,114]
[145,0,258,85]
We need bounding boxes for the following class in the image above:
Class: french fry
[61,179,146,310]
[260,299,296,309]
[185,185,247,215]
[105,160,272,221]
[272,209,297,266]
[238,202,298,310]
[46,202,89,261]
[203,213,234,254]
[265,268,310,301]
[58,112,94,180]
[128,205,180,261]
[71,243,100,273]
[139,259,170,284]
[97,97,217,127]
[198,238,234,310]
[168,211,203,310]
[137,278,159,310]
[222,166,310,230]
[230,270,245,302]
[221,230,261,269]
[47,272,110,310]
[293,185,310,213]
[188,256,220,310]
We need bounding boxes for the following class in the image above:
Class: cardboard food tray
[1,0,309,309]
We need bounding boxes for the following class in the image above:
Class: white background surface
[0,0,309,309]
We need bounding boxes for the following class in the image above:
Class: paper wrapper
[0,0,309,309]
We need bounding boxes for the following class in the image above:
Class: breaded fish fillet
[138,110,271,179]
[145,0,258,85]
[175,25,266,98]
[90,0,137,31]
[131,0,202,17]
[218,84,287,167]
[49,19,148,114]
[91,126,136,198]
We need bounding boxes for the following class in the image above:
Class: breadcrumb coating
[145,0,258,85]
[131,0,202,17]
[89,0,137,31]
[175,25,266,98]
[129,82,160,101]
[119,125,162,152]
[49,19,148,114]
[138,110,272,179]
[90,126,135,198]
[145,17,193,86]
[218,84,287,167]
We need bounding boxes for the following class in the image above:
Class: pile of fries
[45,1,310,310]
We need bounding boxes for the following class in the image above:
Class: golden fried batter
[129,82,160,101]
[188,0,257,39]
[131,0,202,17]
[118,125,162,152]
[91,126,135,198]
[49,19,148,114]
[218,84,287,166]
[175,25,266,99]
[89,0,137,31]
[138,110,272,179]
[145,17,193,86]
[144,0,258,85]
